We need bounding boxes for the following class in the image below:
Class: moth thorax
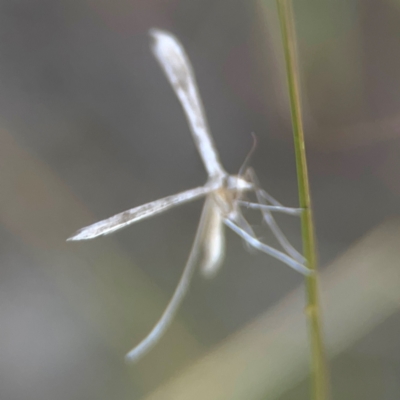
[226,175,253,192]
[213,188,235,217]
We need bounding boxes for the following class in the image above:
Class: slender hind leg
[245,168,305,264]
[231,210,258,253]
[238,201,302,216]
[224,217,310,275]
[125,200,210,362]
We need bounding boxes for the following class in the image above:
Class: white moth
[68,29,311,363]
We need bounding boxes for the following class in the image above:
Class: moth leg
[244,168,283,206]
[238,201,303,216]
[257,188,284,207]
[231,210,257,253]
[224,218,311,276]
[125,199,211,363]
[255,188,305,264]
[245,168,305,264]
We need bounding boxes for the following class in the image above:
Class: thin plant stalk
[276,1,329,399]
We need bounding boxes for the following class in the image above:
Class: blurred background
[1,0,400,399]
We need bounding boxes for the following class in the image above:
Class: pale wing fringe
[199,198,225,278]
[149,29,225,178]
[68,185,213,241]
[224,218,311,276]
[125,198,212,362]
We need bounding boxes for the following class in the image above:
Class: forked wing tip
[125,351,139,364]
[67,228,95,241]
[149,28,174,46]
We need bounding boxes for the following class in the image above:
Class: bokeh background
[1,1,400,399]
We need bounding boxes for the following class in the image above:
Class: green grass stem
[276,1,329,399]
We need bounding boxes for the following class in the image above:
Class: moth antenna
[239,133,258,177]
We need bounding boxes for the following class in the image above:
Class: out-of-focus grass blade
[143,220,400,400]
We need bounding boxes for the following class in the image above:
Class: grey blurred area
[1,0,400,399]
